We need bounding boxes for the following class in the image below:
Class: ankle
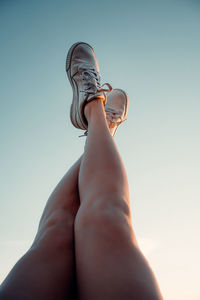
[84,99,105,122]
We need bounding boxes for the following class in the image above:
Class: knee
[82,192,130,216]
[34,208,75,253]
[75,195,132,239]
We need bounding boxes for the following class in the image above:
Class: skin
[0,158,81,300]
[0,99,163,300]
[75,100,163,300]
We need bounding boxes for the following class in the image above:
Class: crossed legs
[0,99,163,300]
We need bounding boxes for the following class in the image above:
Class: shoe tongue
[71,61,99,77]
[78,63,100,75]
[105,106,124,116]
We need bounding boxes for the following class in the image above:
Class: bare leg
[75,100,163,300]
[0,157,82,300]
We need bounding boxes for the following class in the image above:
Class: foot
[105,89,129,136]
[66,42,112,130]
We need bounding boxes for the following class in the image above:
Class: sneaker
[105,89,129,136]
[66,42,112,130]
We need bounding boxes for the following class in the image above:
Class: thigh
[0,160,81,300]
[0,208,77,300]
[75,196,163,300]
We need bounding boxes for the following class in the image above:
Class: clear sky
[0,0,200,299]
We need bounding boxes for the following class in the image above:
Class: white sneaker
[105,89,129,136]
[66,42,112,130]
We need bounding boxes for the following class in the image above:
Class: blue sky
[0,0,200,299]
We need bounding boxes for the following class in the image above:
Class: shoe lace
[76,64,113,138]
[105,107,126,125]
[78,64,112,96]
[79,109,126,137]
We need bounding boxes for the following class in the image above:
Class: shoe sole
[108,88,129,136]
[114,88,129,120]
[66,42,94,130]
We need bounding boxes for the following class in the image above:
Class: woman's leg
[0,157,82,300]
[75,100,163,300]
